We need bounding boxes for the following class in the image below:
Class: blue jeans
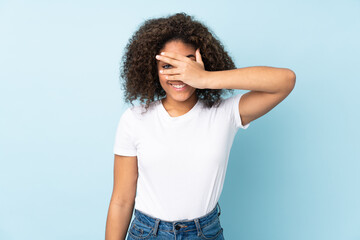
[126,202,224,240]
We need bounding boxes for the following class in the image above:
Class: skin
[156,40,203,117]
[105,155,137,240]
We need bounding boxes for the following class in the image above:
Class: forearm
[105,200,135,240]
[206,66,296,93]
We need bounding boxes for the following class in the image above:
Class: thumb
[195,48,203,65]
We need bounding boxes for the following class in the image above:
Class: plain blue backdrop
[0,0,359,239]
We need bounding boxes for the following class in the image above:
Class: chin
[167,94,189,101]
[168,91,196,101]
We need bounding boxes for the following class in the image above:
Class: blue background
[1,0,359,239]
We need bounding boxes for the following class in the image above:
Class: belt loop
[217,202,221,217]
[194,218,202,237]
[152,218,160,236]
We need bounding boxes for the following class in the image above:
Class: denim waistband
[133,202,221,234]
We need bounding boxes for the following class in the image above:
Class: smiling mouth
[169,83,187,90]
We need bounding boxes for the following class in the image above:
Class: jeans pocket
[128,217,154,239]
[200,217,224,240]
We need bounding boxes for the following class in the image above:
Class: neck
[162,94,198,113]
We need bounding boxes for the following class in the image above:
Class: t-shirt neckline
[158,98,201,121]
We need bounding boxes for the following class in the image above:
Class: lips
[168,81,185,85]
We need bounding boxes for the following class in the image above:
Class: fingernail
[156,55,160,59]
[161,52,165,55]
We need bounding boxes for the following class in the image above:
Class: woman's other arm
[105,154,138,240]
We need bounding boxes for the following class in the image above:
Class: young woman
[105,12,296,240]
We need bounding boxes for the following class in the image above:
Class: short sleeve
[222,93,250,130]
[113,108,137,156]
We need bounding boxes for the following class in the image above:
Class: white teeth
[171,84,185,88]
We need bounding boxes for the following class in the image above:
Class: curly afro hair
[119,12,236,113]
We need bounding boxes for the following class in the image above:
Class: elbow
[284,68,296,92]
[110,197,135,208]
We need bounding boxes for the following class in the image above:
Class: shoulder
[219,93,244,111]
[204,94,242,111]
[124,100,160,120]
[220,93,242,105]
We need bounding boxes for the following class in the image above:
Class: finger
[196,48,203,64]
[160,68,181,75]
[156,55,181,67]
[160,51,191,63]
[165,74,182,80]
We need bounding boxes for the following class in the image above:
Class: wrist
[203,71,219,89]
[201,71,214,89]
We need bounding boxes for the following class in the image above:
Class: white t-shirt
[113,93,250,221]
